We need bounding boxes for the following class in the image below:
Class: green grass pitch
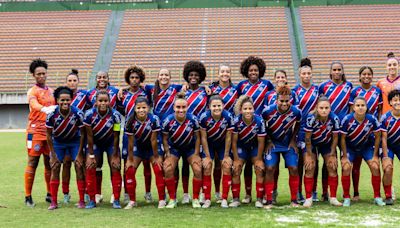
[1,132,400,227]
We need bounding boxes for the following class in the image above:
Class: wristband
[89,154,95,159]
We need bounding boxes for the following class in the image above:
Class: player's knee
[384,165,393,175]
[288,166,298,176]
[265,165,275,174]
[63,159,72,168]
[222,162,231,172]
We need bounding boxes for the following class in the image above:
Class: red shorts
[27,133,50,156]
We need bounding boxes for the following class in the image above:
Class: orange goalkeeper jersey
[377,76,400,114]
[26,85,55,140]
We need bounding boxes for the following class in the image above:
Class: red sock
[85,168,97,201]
[152,164,165,201]
[341,175,351,198]
[50,180,60,204]
[231,183,240,199]
[96,170,102,195]
[371,175,381,198]
[256,182,264,199]
[328,176,338,198]
[304,176,314,199]
[222,174,232,200]
[352,156,362,195]
[62,181,69,195]
[289,175,299,201]
[203,175,212,200]
[44,168,51,193]
[182,175,189,194]
[213,167,221,193]
[264,181,274,201]
[125,167,137,201]
[24,166,36,196]
[111,171,122,201]
[165,177,176,200]
[244,175,252,196]
[384,184,392,199]
[77,180,85,202]
[274,169,279,191]
[192,178,202,200]
[143,160,152,193]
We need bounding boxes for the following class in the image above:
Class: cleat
[290,200,300,208]
[255,198,263,208]
[215,192,222,204]
[241,195,252,204]
[263,200,273,209]
[85,200,96,209]
[124,201,137,209]
[25,196,35,208]
[166,199,177,208]
[84,194,90,203]
[202,199,211,208]
[221,199,229,208]
[95,194,103,204]
[144,192,153,203]
[158,200,166,209]
[229,198,241,208]
[262,198,267,204]
[181,193,191,204]
[312,191,319,202]
[45,193,52,203]
[63,194,71,204]
[123,193,130,205]
[272,190,278,205]
[303,198,313,208]
[112,200,121,209]
[110,194,114,204]
[322,193,329,202]
[199,193,205,205]
[329,197,342,206]
[48,202,58,210]
[297,192,305,203]
[385,198,394,205]
[343,198,351,207]
[192,199,201,208]
[77,201,85,209]
[374,197,385,206]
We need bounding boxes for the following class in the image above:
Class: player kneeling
[199,95,234,208]
[46,87,86,210]
[340,97,384,206]
[380,89,400,205]
[124,97,165,209]
[162,93,203,208]
[262,86,302,208]
[230,95,266,208]
[84,90,123,209]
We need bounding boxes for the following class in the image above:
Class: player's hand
[232,160,243,174]
[117,88,125,100]
[369,156,380,170]
[202,156,213,169]
[125,157,135,170]
[254,159,265,172]
[222,156,233,168]
[289,140,299,154]
[304,153,315,171]
[111,153,121,170]
[327,155,338,171]
[382,157,393,171]
[341,157,352,171]
[265,142,275,154]
[75,153,84,168]
[86,155,96,169]
[152,155,163,169]
[181,83,189,92]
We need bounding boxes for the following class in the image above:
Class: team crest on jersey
[266,154,272,160]
[306,116,314,127]
[34,144,41,152]
[343,87,349,93]
[327,123,332,131]
[258,86,264,92]
[106,122,112,127]
[238,148,243,154]
[220,123,226,129]
[228,91,233,96]
[364,125,371,132]
[251,125,257,134]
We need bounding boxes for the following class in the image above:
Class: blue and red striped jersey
[162,113,200,148]
[209,84,238,114]
[349,86,382,118]
[199,109,234,144]
[125,113,161,145]
[303,112,340,146]
[233,114,266,146]
[341,113,380,148]
[319,80,353,119]
[293,84,319,117]
[46,106,84,142]
[237,79,274,115]
[86,86,119,109]
[185,87,208,117]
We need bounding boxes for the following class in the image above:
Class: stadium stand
[108,7,294,87]
[0,10,110,93]
[299,4,400,84]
